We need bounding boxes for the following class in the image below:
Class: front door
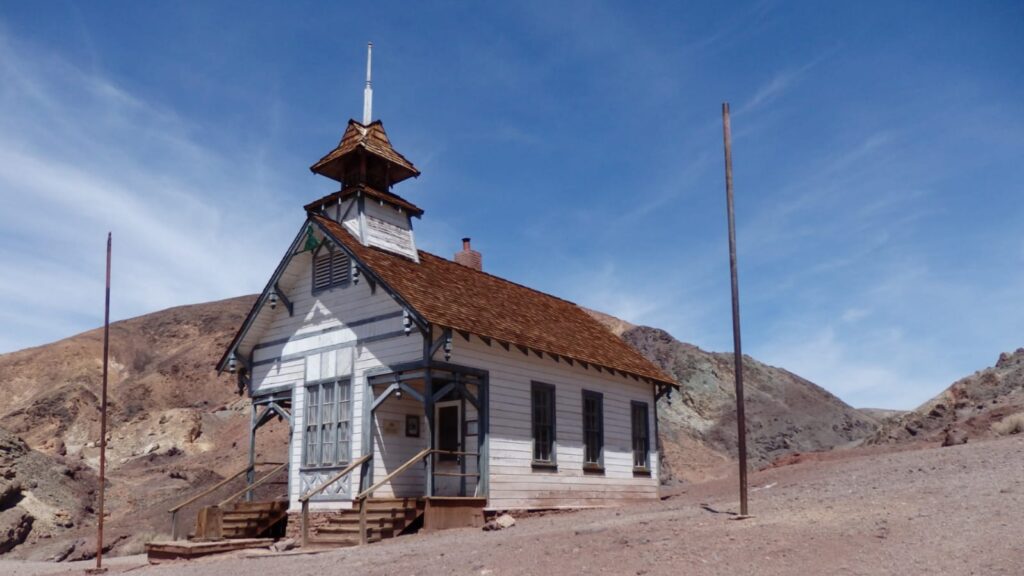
[434,401,462,496]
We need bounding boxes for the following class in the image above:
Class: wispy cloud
[0,29,297,352]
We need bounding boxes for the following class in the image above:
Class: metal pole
[93,232,111,572]
[722,103,749,517]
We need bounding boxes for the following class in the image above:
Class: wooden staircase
[220,500,289,539]
[308,498,424,547]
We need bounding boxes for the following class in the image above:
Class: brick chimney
[454,237,482,271]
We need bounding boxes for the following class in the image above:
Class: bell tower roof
[309,119,420,186]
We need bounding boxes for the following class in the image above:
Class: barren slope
[872,348,1024,444]
[0,296,289,560]
[614,325,879,481]
[14,436,1019,576]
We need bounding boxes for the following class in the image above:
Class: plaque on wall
[382,418,401,435]
[406,414,420,438]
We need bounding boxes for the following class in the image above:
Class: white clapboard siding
[363,200,418,260]
[449,336,660,510]
[369,381,428,498]
[237,251,423,511]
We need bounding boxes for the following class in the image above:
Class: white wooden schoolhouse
[207,46,676,547]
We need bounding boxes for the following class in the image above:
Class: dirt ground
[3,435,1022,576]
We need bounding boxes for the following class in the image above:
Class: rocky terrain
[9,435,1021,576]
[2,293,1015,562]
[0,296,289,560]
[598,321,880,482]
[871,347,1024,446]
[0,429,95,557]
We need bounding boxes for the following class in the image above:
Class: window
[582,390,604,469]
[312,244,350,293]
[631,401,650,471]
[303,379,352,468]
[531,382,556,466]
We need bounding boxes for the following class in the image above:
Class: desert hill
[0,296,900,558]
[871,348,1024,445]
[614,325,880,482]
[0,296,289,560]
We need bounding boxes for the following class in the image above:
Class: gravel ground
[3,436,1022,576]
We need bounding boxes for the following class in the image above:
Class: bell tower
[306,42,423,262]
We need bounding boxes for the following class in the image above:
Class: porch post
[459,374,467,497]
[246,402,257,502]
[424,367,434,498]
[362,374,374,493]
[479,373,489,499]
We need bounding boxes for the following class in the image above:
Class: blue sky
[1,2,1021,409]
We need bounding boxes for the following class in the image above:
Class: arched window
[312,243,350,293]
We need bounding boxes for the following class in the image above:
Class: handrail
[351,449,479,545]
[168,461,284,513]
[354,448,432,501]
[300,453,373,546]
[300,453,373,503]
[218,462,288,507]
[167,460,285,540]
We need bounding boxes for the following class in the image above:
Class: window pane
[631,403,649,468]
[532,384,554,462]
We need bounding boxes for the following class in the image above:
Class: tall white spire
[362,42,373,124]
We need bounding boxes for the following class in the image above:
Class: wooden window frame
[302,378,353,470]
[581,390,604,473]
[631,400,651,475]
[311,243,351,295]
[530,381,557,470]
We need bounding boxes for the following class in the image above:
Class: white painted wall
[240,249,423,511]
[240,225,659,512]
[449,336,660,510]
[363,199,417,261]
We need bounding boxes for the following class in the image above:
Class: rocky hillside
[614,326,880,482]
[0,296,289,560]
[0,429,96,557]
[0,295,890,557]
[871,348,1024,445]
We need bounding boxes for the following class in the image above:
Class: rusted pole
[721,103,749,517]
[93,233,112,572]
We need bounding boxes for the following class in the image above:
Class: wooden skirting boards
[422,497,486,532]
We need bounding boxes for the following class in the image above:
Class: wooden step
[307,534,381,547]
[325,512,409,522]
[146,538,274,563]
[229,501,288,511]
[223,512,279,522]
[316,525,397,537]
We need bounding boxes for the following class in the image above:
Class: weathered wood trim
[252,310,404,351]
[252,329,414,368]
[312,217,429,334]
[217,221,311,372]
[273,281,294,317]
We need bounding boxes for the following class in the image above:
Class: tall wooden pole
[93,233,111,573]
[721,103,749,517]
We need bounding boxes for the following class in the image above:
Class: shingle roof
[311,214,675,386]
[310,120,420,184]
[304,184,425,217]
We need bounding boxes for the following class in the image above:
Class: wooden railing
[167,461,285,540]
[218,462,288,507]
[353,449,479,545]
[299,453,373,546]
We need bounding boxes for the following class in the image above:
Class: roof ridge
[415,249,582,308]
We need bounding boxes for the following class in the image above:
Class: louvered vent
[313,251,333,291]
[331,250,350,285]
[312,246,350,293]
